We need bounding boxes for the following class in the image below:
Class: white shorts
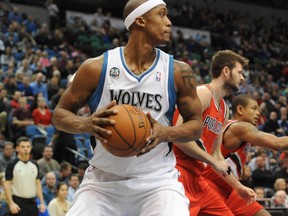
[66,166,189,216]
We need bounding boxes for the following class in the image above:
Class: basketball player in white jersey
[52,0,227,215]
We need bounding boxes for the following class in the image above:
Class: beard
[223,73,240,95]
[224,82,239,94]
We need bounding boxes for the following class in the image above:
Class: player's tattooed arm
[70,95,89,114]
[172,60,202,142]
[174,60,200,123]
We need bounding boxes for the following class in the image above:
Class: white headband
[124,0,166,30]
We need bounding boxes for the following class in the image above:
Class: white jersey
[87,47,177,178]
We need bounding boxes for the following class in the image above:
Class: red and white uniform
[203,120,263,216]
[174,85,233,215]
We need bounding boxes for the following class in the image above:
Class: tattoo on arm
[178,102,194,122]
[71,96,88,113]
[179,64,196,89]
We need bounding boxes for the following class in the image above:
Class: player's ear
[223,66,230,77]
[135,16,145,28]
[237,105,243,115]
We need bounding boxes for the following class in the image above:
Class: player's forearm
[275,136,288,150]
[168,120,202,143]
[175,142,218,165]
[52,107,87,134]
[221,172,243,191]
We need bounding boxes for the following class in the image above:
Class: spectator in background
[275,156,288,182]
[260,92,276,115]
[9,90,22,109]
[271,190,288,208]
[39,51,51,68]
[248,148,272,172]
[46,56,59,79]
[0,142,15,172]
[48,182,70,216]
[32,96,52,129]
[50,84,65,110]
[0,46,15,69]
[263,111,285,136]
[45,0,59,31]
[0,88,8,134]
[273,178,287,194]
[50,129,77,167]
[47,76,60,101]
[34,23,50,50]
[29,92,44,113]
[37,146,60,179]
[30,61,47,75]
[41,161,72,187]
[42,171,57,205]
[17,75,34,105]
[15,58,33,81]
[4,74,18,100]
[255,186,266,199]
[11,96,34,144]
[252,155,275,189]
[76,162,88,183]
[254,186,271,208]
[239,165,253,189]
[278,107,288,136]
[66,174,79,202]
[29,72,48,101]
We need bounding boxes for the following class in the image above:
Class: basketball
[102,104,151,157]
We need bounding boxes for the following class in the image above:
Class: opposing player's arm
[52,56,116,141]
[225,122,288,151]
[171,60,202,142]
[211,104,229,161]
[174,116,230,176]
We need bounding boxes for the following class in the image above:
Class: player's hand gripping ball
[103,104,151,157]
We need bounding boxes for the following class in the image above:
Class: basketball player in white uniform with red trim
[52,0,203,215]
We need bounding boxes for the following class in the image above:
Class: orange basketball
[103,104,151,157]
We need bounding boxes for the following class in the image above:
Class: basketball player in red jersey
[203,94,288,215]
[173,50,256,215]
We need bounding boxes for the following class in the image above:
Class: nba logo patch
[156,71,161,81]
[109,67,120,77]
[86,165,95,173]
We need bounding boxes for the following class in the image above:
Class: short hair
[42,145,53,152]
[60,161,71,172]
[16,136,31,146]
[210,50,249,78]
[231,94,254,115]
[3,141,14,149]
[77,162,89,171]
[69,173,79,181]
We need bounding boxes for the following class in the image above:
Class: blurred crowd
[0,0,287,214]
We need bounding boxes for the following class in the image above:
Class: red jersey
[174,85,227,175]
[203,120,253,197]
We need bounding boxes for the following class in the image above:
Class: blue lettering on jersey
[109,89,162,112]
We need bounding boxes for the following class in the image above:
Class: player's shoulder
[82,55,104,68]
[197,84,210,93]
[196,84,212,108]
[76,55,104,75]
[173,59,192,74]
[229,121,254,132]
